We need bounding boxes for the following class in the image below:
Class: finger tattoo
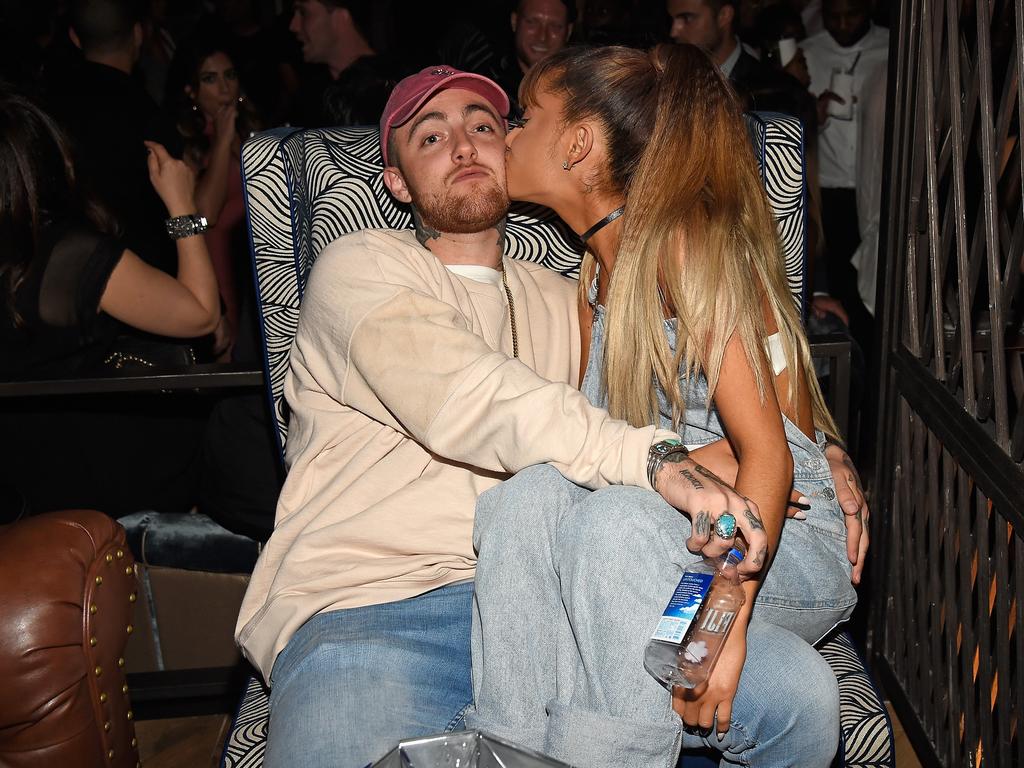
[695,512,711,539]
[743,508,765,532]
[751,548,768,567]
[679,468,705,490]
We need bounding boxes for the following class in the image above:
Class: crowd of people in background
[0,0,891,531]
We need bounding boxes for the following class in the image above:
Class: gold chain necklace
[500,261,520,359]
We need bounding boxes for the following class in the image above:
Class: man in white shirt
[802,0,888,353]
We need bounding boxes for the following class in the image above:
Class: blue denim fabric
[582,304,857,642]
[264,581,474,768]
[469,466,842,768]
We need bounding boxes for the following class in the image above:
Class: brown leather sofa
[0,510,140,768]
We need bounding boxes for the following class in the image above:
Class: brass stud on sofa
[94,666,102,677]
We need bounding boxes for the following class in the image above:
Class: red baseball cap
[380,65,510,166]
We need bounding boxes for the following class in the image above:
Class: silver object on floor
[371,730,573,768]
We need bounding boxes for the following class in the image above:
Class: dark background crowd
[0,0,893,541]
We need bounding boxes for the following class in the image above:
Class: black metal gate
[873,1,1024,766]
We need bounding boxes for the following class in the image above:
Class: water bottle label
[650,571,713,644]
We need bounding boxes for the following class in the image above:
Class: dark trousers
[820,187,878,466]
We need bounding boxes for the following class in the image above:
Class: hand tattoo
[412,206,441,248]
[693,464,723,483]
[743,508,765,532]
[695,512,711,539]
[751,548,768,568]
[679,468,705,490]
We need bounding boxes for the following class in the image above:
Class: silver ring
[714,513,737,539]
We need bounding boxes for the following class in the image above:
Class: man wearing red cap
[235,65,761,767]
[236,64,870,767]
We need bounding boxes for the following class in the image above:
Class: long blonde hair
[525,44,839,438]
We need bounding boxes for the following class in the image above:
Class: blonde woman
[469,44,860,767]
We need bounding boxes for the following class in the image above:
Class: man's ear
[510,12,518,33]
[717,4,735,33]
[565,23,574,41]
[383,166,412,204]
[331,6,353,33]
[69,27,82,50]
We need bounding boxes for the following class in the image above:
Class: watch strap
[165,214,209,240]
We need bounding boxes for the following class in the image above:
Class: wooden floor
[135,705,926,767]
[136,714,230,768]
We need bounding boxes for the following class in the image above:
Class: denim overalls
[582,295,857,643]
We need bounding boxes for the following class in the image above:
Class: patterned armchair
[223,117,894,768]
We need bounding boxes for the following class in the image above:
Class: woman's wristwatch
[165,213,209,240]
[647,438,690,491]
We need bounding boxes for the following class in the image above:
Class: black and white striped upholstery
[223,116,893,768]
[241,114,806,458]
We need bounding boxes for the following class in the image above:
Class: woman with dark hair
[168,37,263,356]
[0,87,219,519]
[0,87,219,376]
[469,45,863,767]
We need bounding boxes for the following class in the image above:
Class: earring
[562,160,571,170]
[191,102,198,112]
[237,95,245,104]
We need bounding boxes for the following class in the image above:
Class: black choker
[580,206,625,244]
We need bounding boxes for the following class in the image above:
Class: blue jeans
[468,465,843,768]
[264,581,474,768]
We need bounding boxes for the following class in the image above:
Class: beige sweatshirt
[236,229,675,681]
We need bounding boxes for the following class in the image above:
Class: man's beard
[409,178,510,235]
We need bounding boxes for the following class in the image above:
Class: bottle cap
[728,547,744,562]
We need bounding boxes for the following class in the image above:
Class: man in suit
[667,0,806,115]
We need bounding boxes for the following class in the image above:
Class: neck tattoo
[412,206,440,248]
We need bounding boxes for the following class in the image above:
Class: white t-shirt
[803,24,889,189]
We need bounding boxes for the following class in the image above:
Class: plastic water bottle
[644,547,746,688]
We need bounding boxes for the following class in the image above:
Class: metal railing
[874,1,1024,766]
